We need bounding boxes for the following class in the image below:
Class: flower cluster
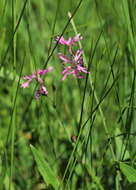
[21,34,89,99]
[21,67,53,99]
[55,34,89,80]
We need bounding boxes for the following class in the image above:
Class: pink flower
[61,65,89,80]
[35,85,48,99]
[55,33,82,46]
[58,49,84,64]
[21,67,53,88]
[21,66,53,98]
[58,49,89,80]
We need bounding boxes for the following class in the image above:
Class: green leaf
[30,145,59,190]
[120,162,136,183]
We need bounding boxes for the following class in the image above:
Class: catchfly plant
[21,67,53,99]
[55,33,89,80]
[21,34,89,98]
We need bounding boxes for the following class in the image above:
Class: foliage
[1,0,136,189]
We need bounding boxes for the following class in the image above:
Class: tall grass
[0,0,136,189]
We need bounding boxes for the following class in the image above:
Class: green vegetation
[1,0,136,189]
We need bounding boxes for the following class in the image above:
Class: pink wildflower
[58,49,84,64]
[21,66,53,98]
[35,85,48,99]
[58,49,89,80]
[55,33,82,46]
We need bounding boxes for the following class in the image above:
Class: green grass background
[0,0,136,189]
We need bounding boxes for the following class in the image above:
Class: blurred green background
[0,0,136,189]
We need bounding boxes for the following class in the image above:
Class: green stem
[9,0,16,189]
[68,11,116,162]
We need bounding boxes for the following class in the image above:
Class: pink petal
[61,66,71,74]
[62,73,71,80]
[21,80,32,88]
[56,36,68,45]
[37,70,48,75]
[72,33,83,42]
[37,77,44,84]
[74,49,83,62]
[77,65,88,73]
[58,54,71,63]
[56,36,72,46]
[61,66,73,80]
[37,66,53,75]
[62,74,68,80]
[73,70,84,78]
[56,34,82,46]
[68,34,83,45]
